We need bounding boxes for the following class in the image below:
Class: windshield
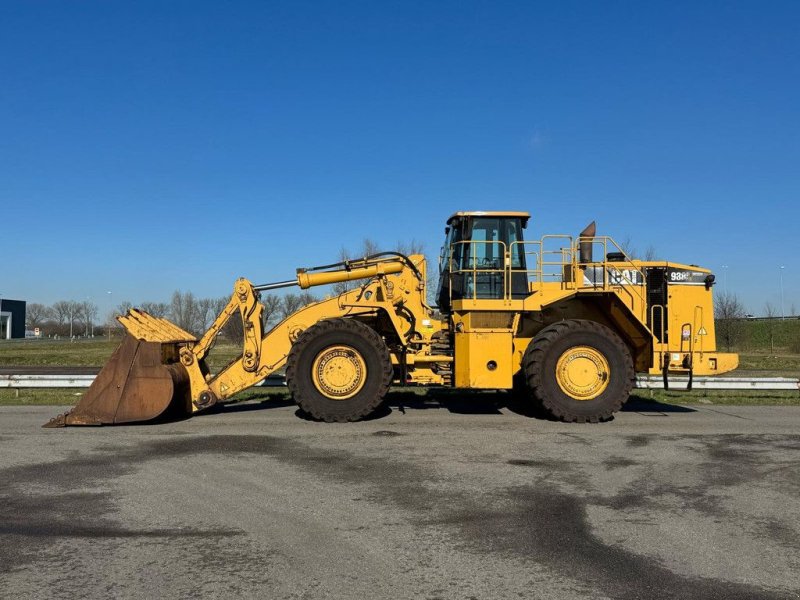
[452,217,525,271]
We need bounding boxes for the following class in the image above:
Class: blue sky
[1,1,798,316]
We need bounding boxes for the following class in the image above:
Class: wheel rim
[311,345,367,400]
[555,345,610,400]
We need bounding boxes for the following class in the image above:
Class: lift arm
[183,254,431,411]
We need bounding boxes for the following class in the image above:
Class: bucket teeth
[42,412,67,428]
[42,411,104,428]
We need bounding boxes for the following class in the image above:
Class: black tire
[286,318,392,423]
[522,319,634,423]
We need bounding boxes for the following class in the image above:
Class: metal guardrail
[2,373,797,391]
[0,374,288,389]
[636,376,799,391]
[1,374,95,388]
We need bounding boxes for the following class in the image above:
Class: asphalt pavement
[1,396,799,599]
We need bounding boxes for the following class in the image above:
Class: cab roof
[446,211,531,225]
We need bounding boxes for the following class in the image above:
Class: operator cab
[436,211,531,313]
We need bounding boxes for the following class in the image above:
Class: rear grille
[471,312,515,329]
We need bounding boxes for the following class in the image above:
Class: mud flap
[43,334,189,427]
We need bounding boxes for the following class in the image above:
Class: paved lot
[1,396,799,599]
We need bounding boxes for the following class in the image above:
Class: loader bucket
[43,333,190,428]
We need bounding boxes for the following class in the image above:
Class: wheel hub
[312,345,367,400]
[555,345,610,400]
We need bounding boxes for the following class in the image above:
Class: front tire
[523,320,634,423]
[286,318,392,422]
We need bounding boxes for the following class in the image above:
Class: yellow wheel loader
[44,211,738,427]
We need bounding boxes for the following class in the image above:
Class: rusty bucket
[43,310,197,427]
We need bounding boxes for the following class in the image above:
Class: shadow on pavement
[214,388,558,421]
[622,395,697,413]
[205,389,697,422]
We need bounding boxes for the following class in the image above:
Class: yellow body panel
[454,331,513,388]
[644,270,738,375]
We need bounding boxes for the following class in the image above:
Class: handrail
[650,302,666,337]
[446,234,650,322]
[693,305,704,357]
[448,240,508,302]
[510,241,544,291]
[650,303,666,371]
[574,236,648,321]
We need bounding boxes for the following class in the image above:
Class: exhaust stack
[578,221,596,263]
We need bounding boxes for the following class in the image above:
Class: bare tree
[170,291,200,334]
[140,302,169,318]
[792,303,797,318]
[279,293,317,319]
[714,291,746,351]
[298,292,317,307]
[280,294,305,319]
[336,245,351,263]
[396,239,425,256]
[116,301,133,316]
[104,313,119,337]
[361,238,380,257]
[642,245,658,261]
[196,297,216,331]
[617,236,637,259]
[211,297,229,316]
[63,301,83,338]
[104,301,133,336]
[82,300,98,336]
[764,302,778,353]
[261,294,282,329]
[617,236,658,261]
[212,296,242,341]
[25,303,52,329]
[50,301,70,327]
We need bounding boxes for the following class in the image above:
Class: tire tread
[522,319,634,423]
[286,318,392,422]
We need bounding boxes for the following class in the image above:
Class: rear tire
[286,318,392,422]
[523,320,634,423]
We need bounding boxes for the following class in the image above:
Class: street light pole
[780,266,785,321]
[107,291,113,340]
[86,297,94,337]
